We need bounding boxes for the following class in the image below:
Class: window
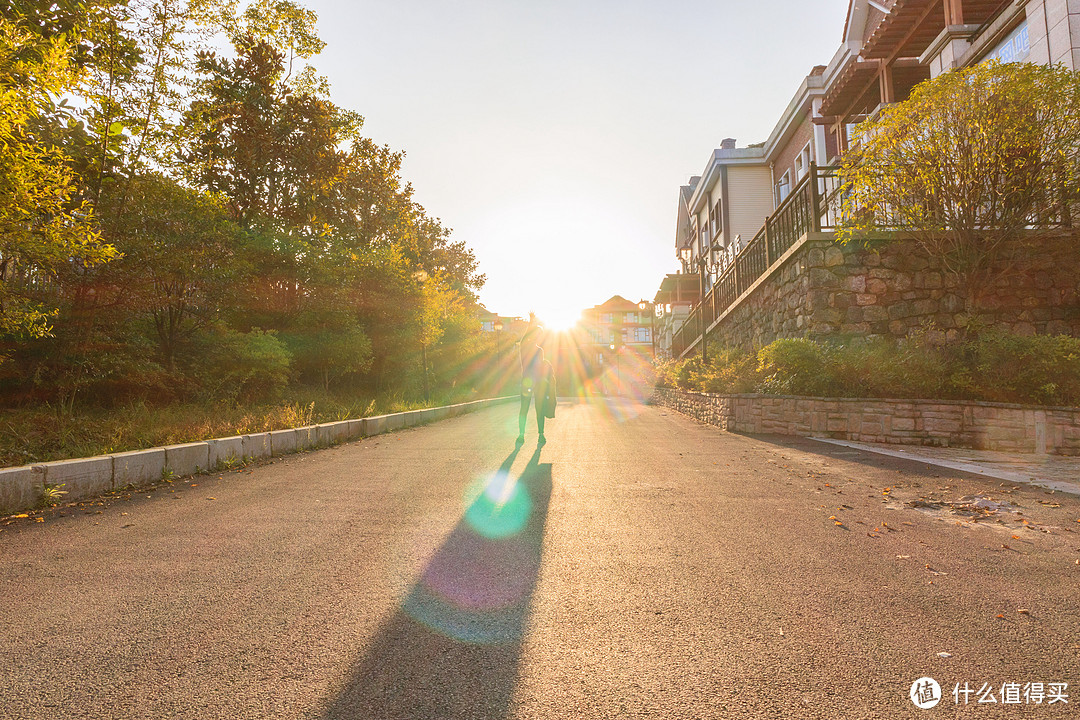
[481,321,493,332]
[634,327,650,342]
[711,199,723,238]
[599,313,613,324]
[777,170,791,203]
[794,142,811,181]
[625,312,638,324]
[983,19,1029,64]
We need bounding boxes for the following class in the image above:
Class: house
[819,0,1075,158]
[476,306,525,335]
[578,295,654,363]
[652,274,699,358]
[661,0,1080,359]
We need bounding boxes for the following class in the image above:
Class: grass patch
[0,386,489,467]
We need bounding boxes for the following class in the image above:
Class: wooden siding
[727,165,775,248]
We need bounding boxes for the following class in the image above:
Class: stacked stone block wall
[653,387,1080,456]
[708,232,1080,351]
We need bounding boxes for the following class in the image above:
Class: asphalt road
[2,398,1079,719]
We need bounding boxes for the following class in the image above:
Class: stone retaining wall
[653,387,1080,456]
[707,232,1080,351]
[0,396,516,514]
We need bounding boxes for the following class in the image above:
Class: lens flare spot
[464,472,532,539]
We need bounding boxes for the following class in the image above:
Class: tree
[98,174,246,370]
[0,22,117,339]
[837,61,1080,312]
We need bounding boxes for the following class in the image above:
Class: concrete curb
[0,396,516,514]
[813,438,1080,496]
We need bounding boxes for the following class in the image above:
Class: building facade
[578,295,654,364]
[659,0,1080,359]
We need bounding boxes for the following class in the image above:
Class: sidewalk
[813,439,1080,496]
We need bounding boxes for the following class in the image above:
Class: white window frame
[777,170,792,202]
[794,142,811,182]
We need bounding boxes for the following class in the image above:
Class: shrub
[188,328,293,403]
[950,331,1080,406]
[757,338,830,396]
[656,331,1080,407]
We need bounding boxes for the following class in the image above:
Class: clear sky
[303,0,852,328]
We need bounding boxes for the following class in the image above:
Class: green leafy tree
[838,61,1080,313]
[0,23,117,339]
[99,174,246,370]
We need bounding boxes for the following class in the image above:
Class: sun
[537,307,581,332]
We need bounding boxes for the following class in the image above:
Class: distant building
[578,295,654,364]
[476,307,526,335]
[652,274,699,358]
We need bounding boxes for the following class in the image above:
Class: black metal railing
[672,164,843,359]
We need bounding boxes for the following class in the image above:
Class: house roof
[593,295,641,312]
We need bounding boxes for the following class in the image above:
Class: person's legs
[517,392,530,441]
[535,380,546,441]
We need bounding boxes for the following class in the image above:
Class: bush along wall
[657,333,1080,409]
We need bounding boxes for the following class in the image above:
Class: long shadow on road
[321,444,552,720]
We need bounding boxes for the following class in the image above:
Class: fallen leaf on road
[1017,608,1030,615]
[897,555,911,559]
[834,521,843,526]
[13,514,27,518]
[902,521,914,526]
[1002,544,1011,549]
[937,652,953,658]
[829,516,837,520]
[35,517,43,523]
[206,497,216,500]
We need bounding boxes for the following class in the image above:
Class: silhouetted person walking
[517,314,551,444]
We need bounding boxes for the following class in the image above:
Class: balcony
[672,164,843,359]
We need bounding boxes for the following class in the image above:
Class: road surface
[2,398,1078,719]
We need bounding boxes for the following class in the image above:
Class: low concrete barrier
[0,466,35,514]
[242,433,272,460]
[112,448,166,487]
[165,442,210,477]
[269,429,297,456]
[295,426,317,450]
[317,421,350,446]
[363,415,388,436]
[1,395,517,513]
[33,457,114,499]
[208,436,244,468]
